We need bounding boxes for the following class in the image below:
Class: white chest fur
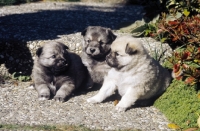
[107,68,137,96]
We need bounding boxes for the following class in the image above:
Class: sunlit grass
[0,124,102,131]
[0,124,141,131]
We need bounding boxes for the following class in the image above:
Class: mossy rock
[154,80,200,129]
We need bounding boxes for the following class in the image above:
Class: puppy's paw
[54,95,65,102]
[115,102,128,112]
[38,93,50,101]
[115,105,126,112]
[87,95,102,103]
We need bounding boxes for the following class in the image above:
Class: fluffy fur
[87,36,172,111]
[81,26,116,84]
[32,41,92,102]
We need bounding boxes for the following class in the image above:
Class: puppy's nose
[90,48,96,53]
[59,59,66,65]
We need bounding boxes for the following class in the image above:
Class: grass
[0,124,141,131]
[154,79,200,130]
[0,124,103,131]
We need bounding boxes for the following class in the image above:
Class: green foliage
[166,45,200,85]
[153,14,200,85]
[11,72,31,82]
[154,14,200,48]
[138,0,200,22]
[154,80,200,129]
[140,0,200,85]
[133,0,200,42]
[166,0,200,16]
[119,20,147,37]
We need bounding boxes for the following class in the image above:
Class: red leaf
[173,64,180,73]
[176,75,183,80]
[172,64,183,79]
[168,21,179,25]
[174,52,179,57]
[198,47,200,52]
[181,52,190,60]
[185,77,195,84]
[172,36,179,41]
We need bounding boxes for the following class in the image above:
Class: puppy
[32,41,92,102]
[87,36,172,111]
[81,26,116,84]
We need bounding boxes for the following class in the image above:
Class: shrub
[142,0,200,85]
[166,44,200,85]
[151,14,200,85]
[154,79,200,129]
[166,0,200,16]
[151,14,200,49]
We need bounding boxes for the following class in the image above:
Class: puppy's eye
[87,40,91,43]
[115,52,119,56]
[51,55,56,58]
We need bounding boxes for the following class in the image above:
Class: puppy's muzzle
[90,48,96,54]
[86,47,100,56]
[51,59,68,74]
[106,53,118,68]
[56,59,68,68]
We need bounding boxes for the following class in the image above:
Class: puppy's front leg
[116,87,139,112]
[35,84,50,101]
[87,77,116,103]
[54,82,75,102]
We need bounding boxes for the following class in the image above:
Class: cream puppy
[87,36,171,112]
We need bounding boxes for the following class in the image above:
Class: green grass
[0,124,141,131]
[0,124,103,131]
[154,79,200,129]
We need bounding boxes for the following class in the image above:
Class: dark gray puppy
[81,26,117,84]
[32,41,92,102]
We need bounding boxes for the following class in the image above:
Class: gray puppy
[32,41,92,102]
[81,26,116,84]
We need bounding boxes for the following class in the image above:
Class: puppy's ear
[57,42,69,50]
[64,45,69,50]
[81,28,87,36]
[81,26,90,36]
[125,43,137,55]
[36,47,43,57]
[106,28,117,41]
[60,43,69,50]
